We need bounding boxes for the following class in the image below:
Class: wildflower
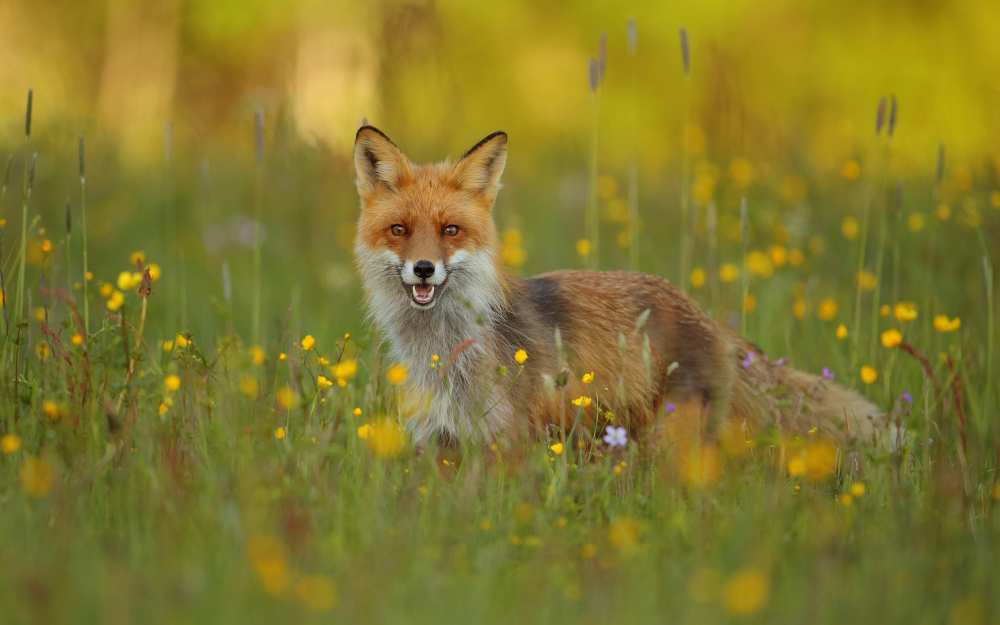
[840,159,861,181]
[357,424,372,440]
[386,363,408,385]
[352,407,362,417]
[608,516,642,554]
[741,351,754,369]
[250,345,266,365]
[162,340,174,352]
[880,304,891,317]
[900,391,913,404]
[860,365,878,384]
[239,376,259,399]
[769,245,788,267]
[276,386,298,410]
[729,158,754,189]
[71,333,83,346]
[2,433,22,455]
[32,307,46,322]
[894,301,918,322]
[580,543,598,559]
[841,216,860,240]
[575,238,591,258]
[278,352,287,361]
[35,341,50,361]
[147,263,162,281]
[795,439,838,481]
[581,371,594,384]
[849,482,866,497]
[116,271,142,290]
[247,534,289,596]
[838,493,854,507]
[856,270,878,291]
[603,425,627,448]
[106,290,125,311]
[316,375,333,390]
[129,250,146,267]
[788,248,805,266]
[835,324,848,340]
[164,374,181,392]
[792,297,807,319]
[613,460,627,475]
[365,419,407,459]
[718,263,739,283]
[743,293,757,313]
[935,203,951,221]
[430,353,440,368]
[41,400,63,421]
[331,359,358,383]
[821,367,834,381]
[679,445,723,488]
[817,297,838,321]
[99,282,113,298]
[745,250,774,278]
[907,212,925,232]
[273,426,286,440]
[514,348,528,365]
[880,328,903,348]
[572,395,592,408]
[294,575,337,612]
[549,442,564,455]
[158,400,171,415]
[300,334,316,351]
[40,239,53,254]
[786,455,807,477]
[933,314,961,333]
[690,267,706,289]
[175,334,190,348]
[723,568,770,616]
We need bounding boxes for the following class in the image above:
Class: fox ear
[451,131,508,202]
[354,126,412,195]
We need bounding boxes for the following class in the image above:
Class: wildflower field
[1,3,999,624]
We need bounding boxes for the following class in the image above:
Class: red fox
[353,126,883,447]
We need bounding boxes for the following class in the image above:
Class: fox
[352,125,884,448]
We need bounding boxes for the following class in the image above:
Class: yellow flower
[580,543,598,559]
[352,407,362,417]
[316,375,333,390]
[106,290,125,311]
[35,341,50,361]
[723,568,770,616]
[841,216,860,240]
[571,396,592,408]
[276,386,299,410]
[116,271,142,290]
[729,158,754,189]
[40,239,53,254]
[786,455,807,477]
[274,427,286,440]
[129,250,146,267]
[817,297,838,321]
[164,374,181,392]
[20,457,56,498]
[2,433,22,455]
[849,482,866,497]
[935,203,951,221]
[84,270,94,282]
[718,263,739,283]
[907,212,925,232]
[838,493,854,507]
[742,293,757,313]
[158,400,171,416]
[787,248,805,266]
[689,267,706,289]
[679,445,723,489]
[32,307,46,322]
[792,297,807,320]
[514,349,528,365]
[250,345,266,365]
[840,159,861,181]
[894,301,918,322]
[41,400,63,421]
[835,324,848,340]
[880,328,903,348]
[581,371,594,384]
[933,314,961,333]
[856,270,878,291]
[239,376,259,399]
[278,352,287,361]
[71,333,83,346]
[386,363,408,385]
[162,340,174,352]
[147,263,162,281]
[575,238,591,258]
[98,282,113,298]
[365,419,407,459]
[331,359,358,383]
[880,304,891,317]
[294,575,337,612]
[860,365,878,384]
[247,534,289,596]
[549,442,564,455]
[608,516,642,554]
[300,334,316,351]
[175,334,190,349]
[357,424,372,440]
[745,250,773,278]
[769,245,788,267]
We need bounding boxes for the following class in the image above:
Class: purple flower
[603,425,628,448]
[742,351,755,369]
[821,367,834,381]
[664,402,677,415]
[900,391,913,404]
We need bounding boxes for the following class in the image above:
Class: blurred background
[0,0,997,342]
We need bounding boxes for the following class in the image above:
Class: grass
[0,88,998,625]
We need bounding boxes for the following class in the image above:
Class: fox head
[353,126,508,328]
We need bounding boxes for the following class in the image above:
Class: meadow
[1,3,999,624]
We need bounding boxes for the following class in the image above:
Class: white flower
[603,425,627,448]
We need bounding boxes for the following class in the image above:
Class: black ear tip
[462,131,509,158]
[355,124,397,146]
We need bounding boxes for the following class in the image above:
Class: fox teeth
[412,285,435,304]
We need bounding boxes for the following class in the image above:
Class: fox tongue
[412,284,434,304]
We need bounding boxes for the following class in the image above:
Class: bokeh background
[1,0,998,341]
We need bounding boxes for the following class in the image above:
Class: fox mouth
[406,279,446,308]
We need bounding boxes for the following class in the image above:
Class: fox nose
[413,260,435,280]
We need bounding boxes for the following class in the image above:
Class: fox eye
[442,224,460,237]
[390,224,407,237]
